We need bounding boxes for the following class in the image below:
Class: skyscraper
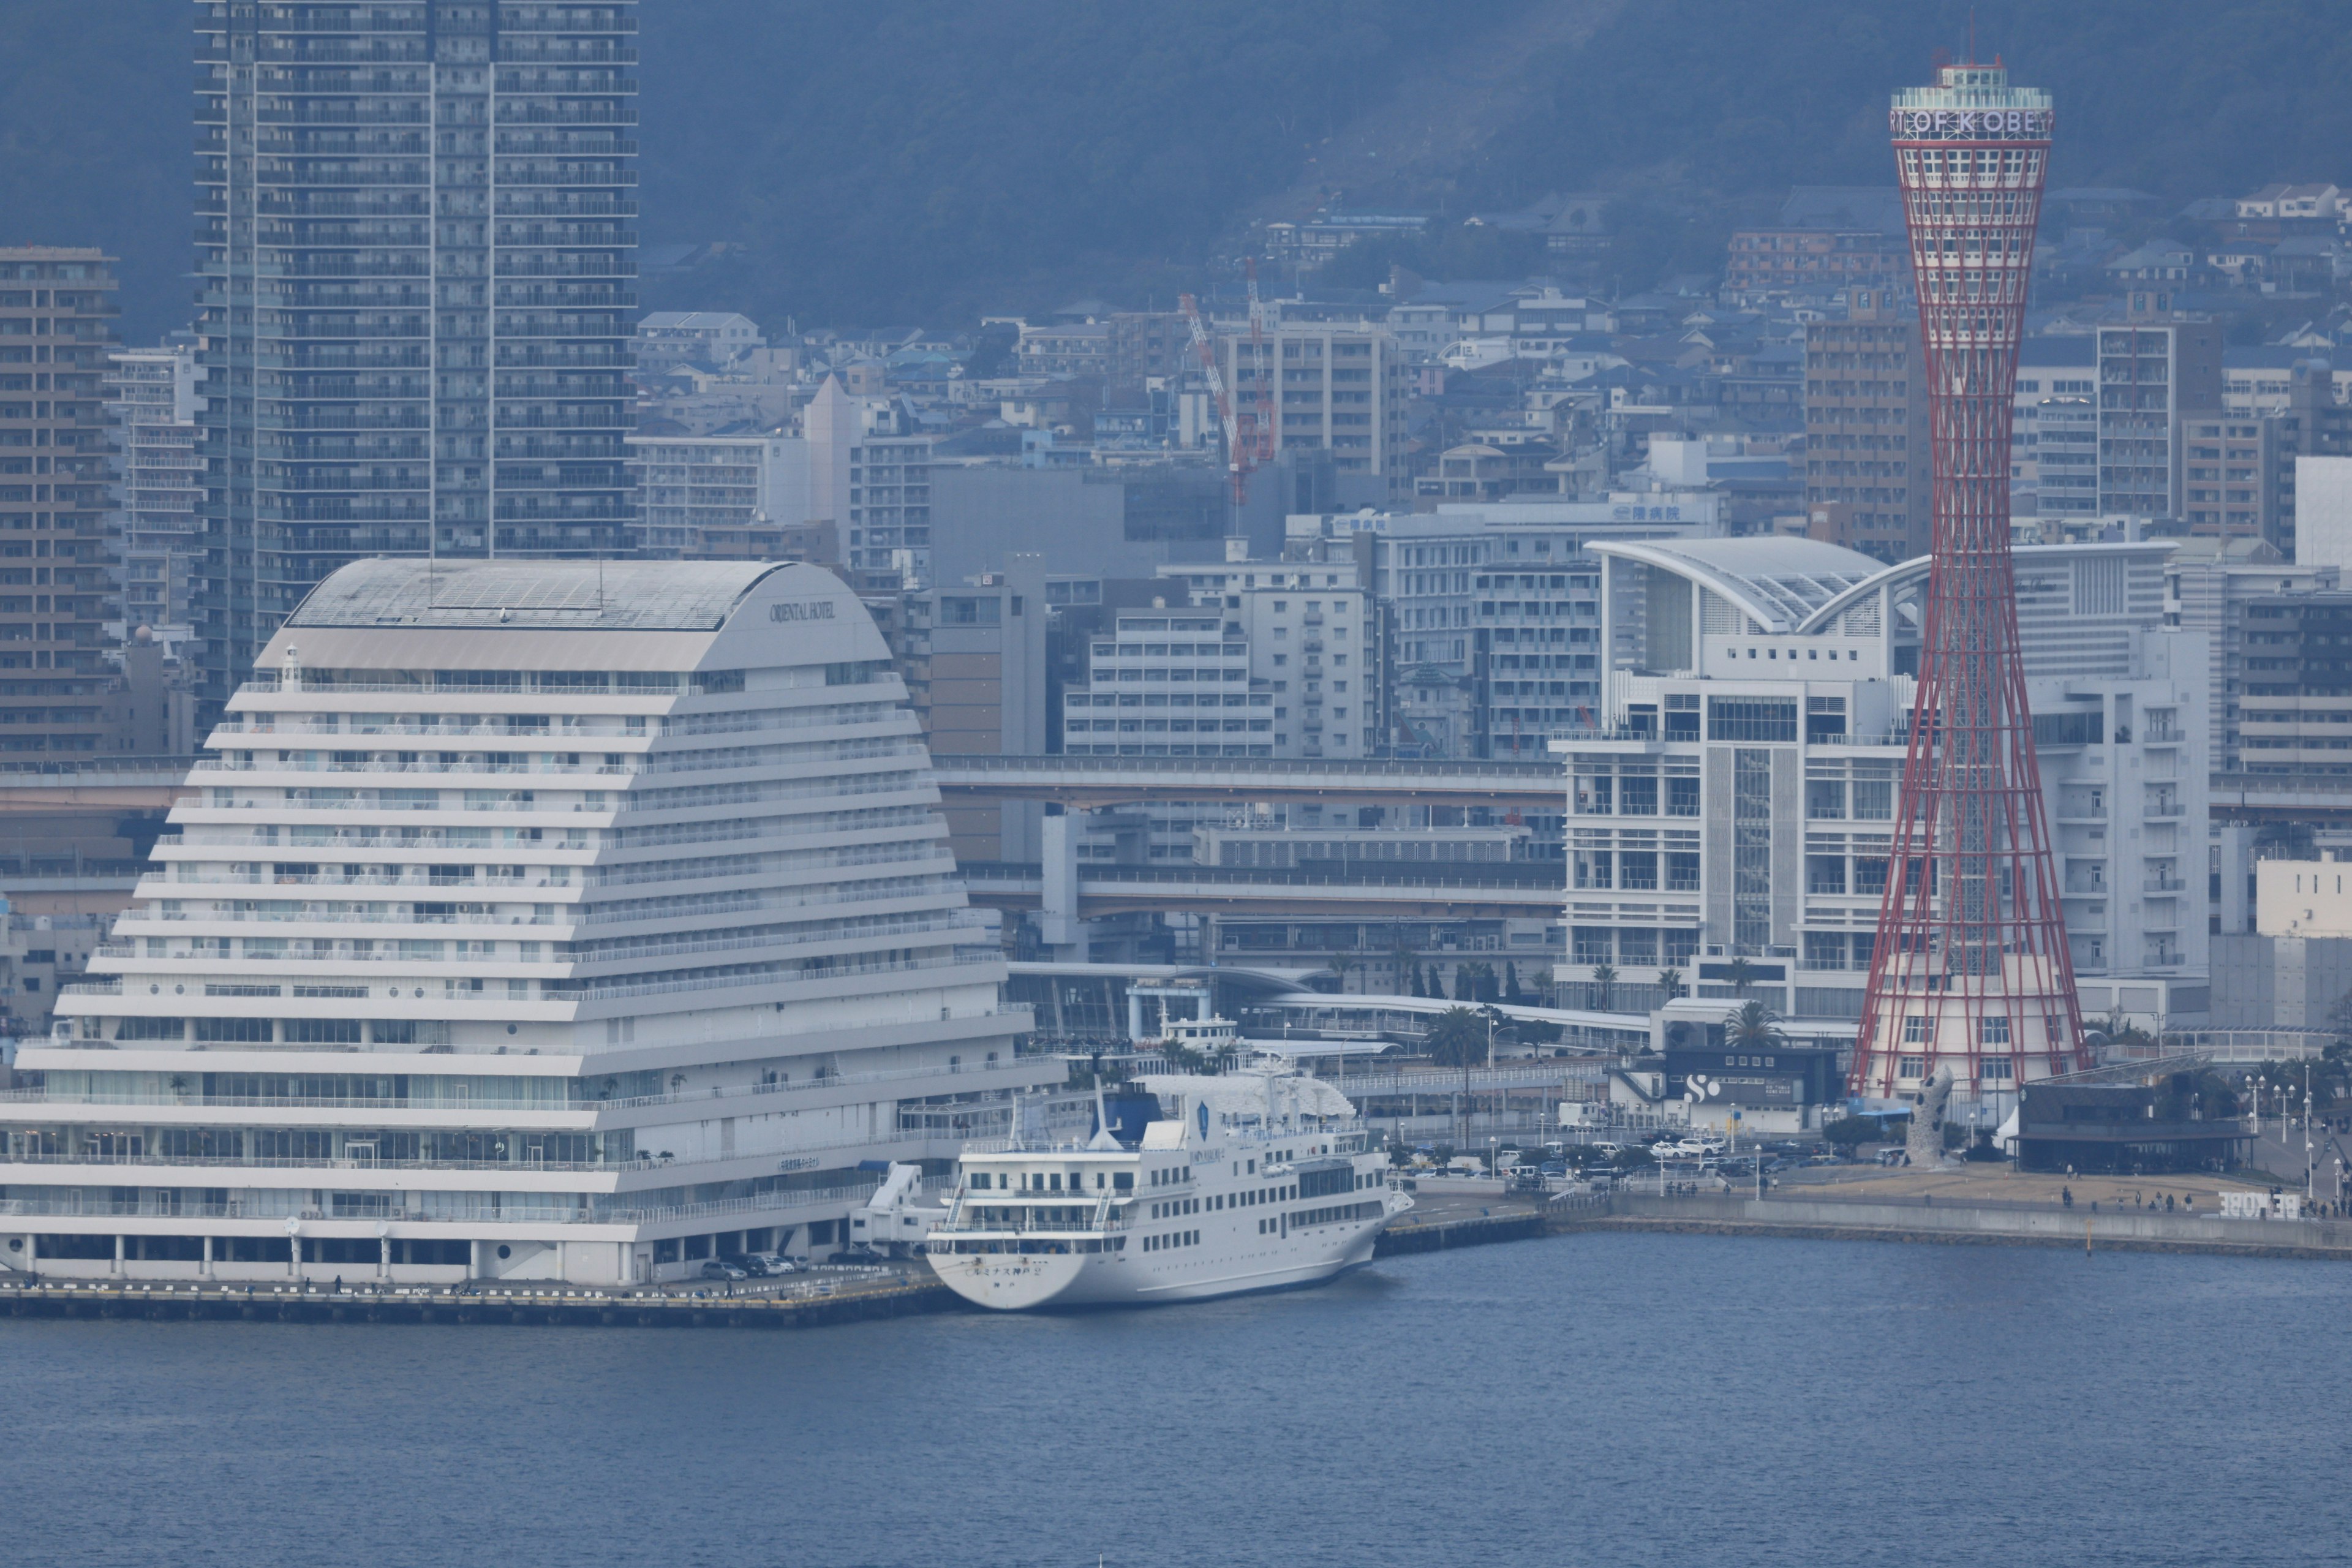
[193,2,637,718]
[1853,62,2091,1102]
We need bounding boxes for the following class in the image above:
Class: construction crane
[1180,265,1276,507]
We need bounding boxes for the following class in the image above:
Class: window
[1902,1016,1934,1044]
[1666,777,1701,817]
[938,596,1001,625]
[1709,698,1798,742]
[1980,1016,2011,1045]
[1981,1057,2015,1082]
[1898,1055,1926,1080]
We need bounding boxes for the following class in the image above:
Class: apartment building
[1218,326,1410,500]
[2097,323,2223,518]
[193,4,638,717]
[625,433,812,558]
[2010,337,2098,527]
[0,248,121,754]
[2231,589,2352,775]
[805,376,932,591]
[1803,288,1929,563]
[12,558,1054,1286]
[2163,536,2336,772]
[1724,230,1902,306]
[1059,605,1275,761]
[1558,536,2207,1034]
[104,344,203,652]
[1155,551,1378,760]
[1363,502,1711,758]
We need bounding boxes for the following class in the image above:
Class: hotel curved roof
[1588,537,1886,632]
[286,558,788,633]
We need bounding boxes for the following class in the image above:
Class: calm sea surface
[2,1233,2345,1568]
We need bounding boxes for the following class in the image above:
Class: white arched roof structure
[1588,537,1885,633]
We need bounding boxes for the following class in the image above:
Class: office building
[2097,323,2222,519]
[15,559,1054,1285]
[1562,535,2206,1041]
[918,565,1053,864]
[1802,287,1929,563]
[0,247,121,754]
[193,3,638,718]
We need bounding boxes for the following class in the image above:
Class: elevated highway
[961,860,1566,919]
[928,753,1564,810]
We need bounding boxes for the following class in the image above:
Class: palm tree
[1725,956,1754,997]
[2084,1008,2153,1058]
[1724,998,1786,1049]
[1588,962,1618,1011]
[1657,967,1684,1001]
[1390,944,1419,998]
[1425,1005,1486,1144]
[1324,952,1357,995]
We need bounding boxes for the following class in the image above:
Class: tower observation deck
[1852,63,2092,1101]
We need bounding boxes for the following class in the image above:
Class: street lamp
[2305,1065,2315,1204]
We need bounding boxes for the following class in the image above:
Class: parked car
[750,1253,801,1275]
[699,1259,748,1281]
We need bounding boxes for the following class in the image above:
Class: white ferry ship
[919,1032,1411,1311]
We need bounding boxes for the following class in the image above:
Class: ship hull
[927,1201,1402,1312]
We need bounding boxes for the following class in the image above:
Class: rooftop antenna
[1968,5,1976,64]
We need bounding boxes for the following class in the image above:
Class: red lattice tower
[1852,59,2092,1100]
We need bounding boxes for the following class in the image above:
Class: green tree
[1656,968,1684,1001]
[1504,961,1527,1006]
[1588,962,1617,1011]
[1725,956,1754,996]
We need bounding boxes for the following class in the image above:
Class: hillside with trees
[2,0,2350,339]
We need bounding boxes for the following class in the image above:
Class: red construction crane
[1180,267,1276,507]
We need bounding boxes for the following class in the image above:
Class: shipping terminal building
[6,560,1058,1286]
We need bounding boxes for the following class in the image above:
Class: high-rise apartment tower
[1853,62,2092,1099]
[193,2,638,719]
[0,248,121,753]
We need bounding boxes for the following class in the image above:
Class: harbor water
[3,1231,2345,1567]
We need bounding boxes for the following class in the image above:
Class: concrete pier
[0,1273,958,1329]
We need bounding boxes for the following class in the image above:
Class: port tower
[1852,61,2092,1099]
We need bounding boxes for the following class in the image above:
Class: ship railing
[929,1210,1129,1235]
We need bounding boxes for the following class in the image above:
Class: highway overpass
[961,859,1565,919]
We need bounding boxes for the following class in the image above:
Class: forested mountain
[4,0,2350,342]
